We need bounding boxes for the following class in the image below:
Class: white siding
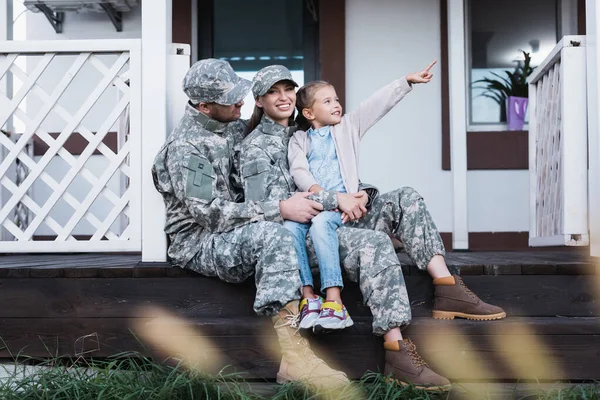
[346,0,529,233]
[26,6,141,40]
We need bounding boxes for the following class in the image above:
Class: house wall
[346,0,529,233]
[15,1,548,238]
[25,6,141,40]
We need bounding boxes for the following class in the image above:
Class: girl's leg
[309,211,354,331]
[282,220,313,292]
[282,220,323,329]
[308,211,344,298]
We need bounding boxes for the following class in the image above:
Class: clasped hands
[279,191,368,224]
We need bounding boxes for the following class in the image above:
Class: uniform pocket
[184,154,215,202]
[242,159,272,201]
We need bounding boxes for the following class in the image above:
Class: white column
[586,0,600,257]
[1,0,10,41]
[0,0,11,242]
[448,0,469,250]
[141,1,172,261]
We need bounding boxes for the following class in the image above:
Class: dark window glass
[468,0,559,125]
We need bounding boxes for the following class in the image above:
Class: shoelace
[279,313,330,364]
[405,340,429,368]
[458,278,478,300]
[276,311,347,377]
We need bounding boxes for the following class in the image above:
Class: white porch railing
[528,35,589,247]
[0,40,142,252]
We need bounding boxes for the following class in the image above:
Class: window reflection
[468,0,558,125]
[212,0,310,119]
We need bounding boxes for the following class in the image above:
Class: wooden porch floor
[1,250,599,382]
[0,249,595,272]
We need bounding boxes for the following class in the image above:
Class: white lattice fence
[529,36,588,247]
[0,40,141,252]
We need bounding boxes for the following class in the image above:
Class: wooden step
[0,274,598,318]
[1,316,598,381]
[0,252,598,381]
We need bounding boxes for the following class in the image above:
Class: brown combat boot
[432,275,506,320]
[273,301,349,390]
[384,339,451,391]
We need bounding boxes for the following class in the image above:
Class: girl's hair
[295,80,332,131]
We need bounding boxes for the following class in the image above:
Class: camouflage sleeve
[229,142,244,201]
[170,149,282,233]
[307,191,338,210]
[358,181,380,208]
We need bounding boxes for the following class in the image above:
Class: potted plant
[474,50,535,130]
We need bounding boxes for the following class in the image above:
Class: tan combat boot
[432,275,506,320]
[384,339,451,391]
[273,301,349,390]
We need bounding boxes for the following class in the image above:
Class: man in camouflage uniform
[152,59,349,390]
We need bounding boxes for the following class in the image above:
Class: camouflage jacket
[152,104,282,267]
[240,115,380,209]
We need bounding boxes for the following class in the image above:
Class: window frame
[440,0,584,171]
[465,0,559,131]
[194,0,346,108]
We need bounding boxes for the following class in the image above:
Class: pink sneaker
[313,301,354,334]
[298,295,324,330]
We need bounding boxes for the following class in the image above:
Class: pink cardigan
[288,77,412,194]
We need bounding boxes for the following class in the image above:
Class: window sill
[442,130,529,170]
[467,123,529,132]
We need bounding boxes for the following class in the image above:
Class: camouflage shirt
[240,115,382,209]
[239,115,339,210]
[152,104,283,267]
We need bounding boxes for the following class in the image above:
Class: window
[198,0,319,119]
[467,0,559,128]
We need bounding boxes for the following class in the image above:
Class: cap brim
[256,78,299,97]
[216,78,252,105]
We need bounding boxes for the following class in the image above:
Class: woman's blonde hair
[295,80,333,131]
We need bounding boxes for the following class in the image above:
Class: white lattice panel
[535,62,562,238]
[529,36,589,247]
[0,40,141,252]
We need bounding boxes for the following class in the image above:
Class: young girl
[287,61,437,332]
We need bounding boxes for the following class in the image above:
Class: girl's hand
[341,192,369,223]
[337,193,367,223]
[355,191,369,207]
[407,60,437,84]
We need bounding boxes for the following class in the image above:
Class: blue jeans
[283,211,344,291]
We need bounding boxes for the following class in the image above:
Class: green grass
[0,354,598,400]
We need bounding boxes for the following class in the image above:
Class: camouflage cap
[183,58,251,105]
[251,65,299,98]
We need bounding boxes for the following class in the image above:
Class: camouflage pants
[186,221,301,317]
[350,187,446,270]
[306,187,445,335]
[335,227,412,336]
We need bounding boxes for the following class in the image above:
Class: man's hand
[406,60,436,84]
[337,192,367,223]
[341,191,369,223]
[280,192,324,223]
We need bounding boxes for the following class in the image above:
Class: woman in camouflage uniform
[239,65,506,390]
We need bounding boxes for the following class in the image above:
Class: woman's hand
[406,60,437,84]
